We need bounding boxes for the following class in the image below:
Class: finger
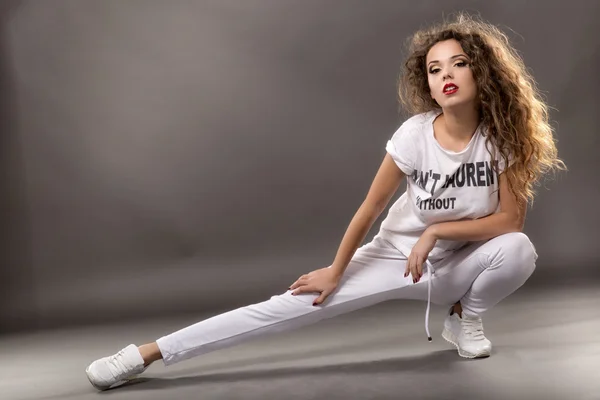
[313,290,329,306]
[404,255,412,278]
[290,276,309,289]
[414,257,422,282]
[291,285,315,296]
[416,256,423,282]
[411,259,419,283]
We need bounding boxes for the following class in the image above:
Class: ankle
[452,302,463,318]
[138,342,162,367]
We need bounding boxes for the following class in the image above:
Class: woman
[85,12,565,390]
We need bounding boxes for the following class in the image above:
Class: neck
[440,105,481,140]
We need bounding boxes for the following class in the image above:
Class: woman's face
[426,39,478,110]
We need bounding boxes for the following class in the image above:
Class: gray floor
[2,284,599,400]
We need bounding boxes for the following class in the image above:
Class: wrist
[329,265,344,280]
[425,225,440,240]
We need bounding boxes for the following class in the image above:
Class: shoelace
[107,349,128,378]
[461,317,485,340]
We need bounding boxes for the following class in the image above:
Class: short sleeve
[385,121,417,176]
[496,151,516,174]
[485,137,515,175]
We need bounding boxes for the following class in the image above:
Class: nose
[441,66,453,80]
[442,70,453,81]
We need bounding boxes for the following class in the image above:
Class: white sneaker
[442,308,492,358]
[85,344,148,390]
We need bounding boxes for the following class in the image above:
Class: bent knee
[493,232,538,266]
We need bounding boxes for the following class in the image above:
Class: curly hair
[398,12,566,207]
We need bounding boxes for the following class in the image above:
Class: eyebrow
[427,54,468,66]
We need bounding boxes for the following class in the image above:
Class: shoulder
[406,110,439,125]
[392,110,438,141]
[385,111,438,173]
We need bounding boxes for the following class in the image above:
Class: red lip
[443,83,459,94]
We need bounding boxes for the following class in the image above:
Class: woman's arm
[329,154,406,277]
[427,172,526,242]
[289,153,406,303]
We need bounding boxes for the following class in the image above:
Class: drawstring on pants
[424,260,434,342]
[392,241,435,342]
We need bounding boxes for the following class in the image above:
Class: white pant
[156,232,537,365]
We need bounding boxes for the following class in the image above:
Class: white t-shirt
[377,109,509,261]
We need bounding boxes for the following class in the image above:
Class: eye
[429,67,440,74]
[455,61,468,67]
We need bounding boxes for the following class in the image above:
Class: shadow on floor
[107,348,473,393]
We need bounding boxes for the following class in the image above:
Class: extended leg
[155,241,415,366]
[85,238,421,389]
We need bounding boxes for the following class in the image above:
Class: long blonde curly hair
[398,12,566,207]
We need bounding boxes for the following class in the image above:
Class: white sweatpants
[156,232,537,365]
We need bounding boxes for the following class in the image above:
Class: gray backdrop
[1,0,597,333]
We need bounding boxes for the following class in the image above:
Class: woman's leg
[147,233,537,365]
[86,232,537,389]
[412,232,538,309]
[458,232,538,316]
[153,237,416,366]
[430,232,538,357]
[87,236,434,390]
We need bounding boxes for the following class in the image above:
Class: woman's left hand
[405,228,437,283]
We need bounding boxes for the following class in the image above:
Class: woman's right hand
[289,267,341,306]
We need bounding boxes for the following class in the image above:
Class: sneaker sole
[85,365,146,391]
[441,327,491,359]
